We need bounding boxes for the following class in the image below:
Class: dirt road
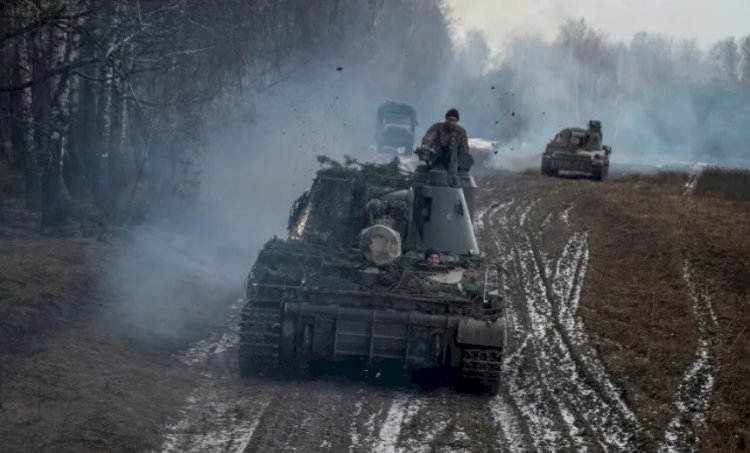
[3,171,741,452]
[159,173,723,453]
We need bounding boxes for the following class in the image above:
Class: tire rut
[485,195,644,451]
[527,228,648,449]
[484,199,580,451]
[657,260,720,452]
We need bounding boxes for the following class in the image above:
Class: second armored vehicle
[374,102,418,155]
[239,154,506,394]
[541,120,612,181]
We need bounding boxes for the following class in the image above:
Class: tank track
[238,304,281,377]
[458,347,502,394]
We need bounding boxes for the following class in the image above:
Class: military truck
[374,102,417,155]
[239,155,506,394]
[541,120,612,181]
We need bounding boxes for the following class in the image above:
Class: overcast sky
[446,0,750,52]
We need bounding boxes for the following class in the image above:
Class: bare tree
[1,0,452,225]
[740,35,750,88]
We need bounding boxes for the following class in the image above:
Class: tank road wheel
[541,157,551,176]
[239,305,281,377]
[592,164,604,181]
[542,156,558,177]
[458,347,502,395]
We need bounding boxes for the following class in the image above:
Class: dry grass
[529,172,750,450]
[680,194,750,451]
[0,230,185,452]
[0,227,233,452]
[531,174,694,438]
[694,167,750,201]
[0,322,189,452]
[616,170,691,192]
[0,234,106,354]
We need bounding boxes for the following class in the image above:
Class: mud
[1,171,733,452]
[158,173,721,452]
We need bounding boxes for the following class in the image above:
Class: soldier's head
[424,248,441,267]
[444,108,459,129]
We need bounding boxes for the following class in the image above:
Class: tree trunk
[16,29,38,207]
[95,65,114,212]
[63,3,87,200]
[95,6,118,212]
[106,75,128,217]
[42,132,65,225]
[42,0,74,226]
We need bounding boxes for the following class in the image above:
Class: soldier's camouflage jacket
[420,122,470,158]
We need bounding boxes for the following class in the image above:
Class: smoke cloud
[451,20,750,171]
[100,3,750,347]
[100,1,460,347]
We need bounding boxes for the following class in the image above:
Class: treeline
[461,19,750,161]
[0,0,454,225]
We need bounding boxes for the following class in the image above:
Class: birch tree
[0,0,454,225]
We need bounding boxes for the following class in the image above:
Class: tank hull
[240,159,507,394]
[239,289,506,393]
[542,149,609,180]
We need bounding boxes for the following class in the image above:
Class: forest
[0,0,454,226]
[1,1,749,227]
[459,19,750,163]
[1,3,750,451]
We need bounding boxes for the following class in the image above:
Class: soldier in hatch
[417,108,470,186]
[584,120,603,150]
[424,248,441,267]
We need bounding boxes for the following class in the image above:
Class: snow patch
[489,199,642,450]
[347,396,365,452]
[161,390,270,453]
[489,391,526,453]
[374,393,411,453]
[658,260,719,452]
[540,212,553,229]
[560,206,572,225]
[683,173,700,196]
[159,300,270,453]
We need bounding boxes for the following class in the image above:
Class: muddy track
[159,300,505,452]
[158,178,719,453]
[476,177,665,451]
[486,197,647,451]
[657,260,720,453]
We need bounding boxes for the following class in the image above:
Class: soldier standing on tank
[417,108,470,187]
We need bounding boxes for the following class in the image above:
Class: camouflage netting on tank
[287,156,411,247]
[247,237,498,305]
[364,198,409,232]
[248,238,363,293]
[313,155,406,181]
[258,155,504,312]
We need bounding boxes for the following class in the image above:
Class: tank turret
[409,168,478,255]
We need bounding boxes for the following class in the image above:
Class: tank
[541,120,612,181]
[374,102,417,156]
[238,156,506,394]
